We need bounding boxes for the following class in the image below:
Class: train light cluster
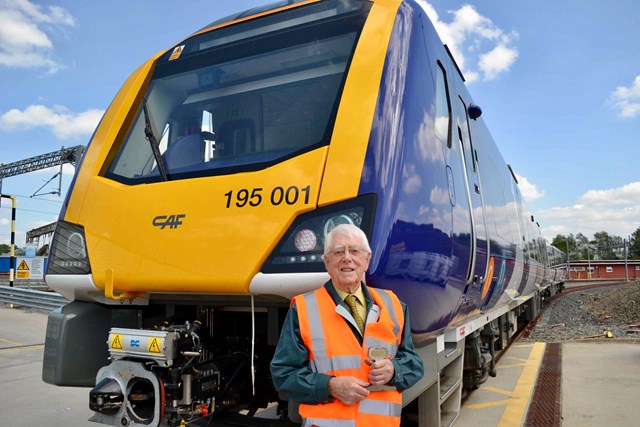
[262,195,376,273]
[47,220,92,275]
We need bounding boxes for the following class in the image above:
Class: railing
[0,285,68,311]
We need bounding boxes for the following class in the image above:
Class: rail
[0,285,68,311]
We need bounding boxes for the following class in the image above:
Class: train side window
[435,62,451,147]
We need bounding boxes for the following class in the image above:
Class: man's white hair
[323,224,371,255]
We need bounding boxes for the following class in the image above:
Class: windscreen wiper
[142,101,169,181]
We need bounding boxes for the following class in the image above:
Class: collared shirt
[270,281,424,404]
[333,283,367,325]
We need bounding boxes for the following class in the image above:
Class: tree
[591,231,625,260]
[551,234,568,252]
[553,229,637,261]
[631,227,640,260]
[575,233,590,260]
[0,243,10,255]
[552,234,574,258]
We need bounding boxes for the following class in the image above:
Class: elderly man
[271,224,424,427]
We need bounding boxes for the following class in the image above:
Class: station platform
[2,306,640,427]
[456,339,640,427]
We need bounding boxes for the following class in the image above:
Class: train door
[455,96,489,291]
[512,180,530,295]
[435,61,473,291]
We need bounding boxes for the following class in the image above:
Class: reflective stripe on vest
[359,399,402,417]
[374,288,401,340]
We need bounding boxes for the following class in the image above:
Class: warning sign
[148,338,162,354]
[169,45,184,61]
[111,334,123,350]
[14,257,44,280]
[16,260,29,279]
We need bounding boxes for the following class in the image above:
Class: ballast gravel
[523,281,640,342]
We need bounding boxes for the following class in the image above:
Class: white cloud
[403,164,422,193]
[430,186,450,205]
[579,182,640,206]
[479,44,518,80]
[538,182,640,241]
[0,104,104,140]
[0,0,75,74]
[32,163,77,176]
[609,75,640,118]
[515,173,544,201]
[416,1,518,82]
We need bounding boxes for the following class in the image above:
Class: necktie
[344,294,365,334]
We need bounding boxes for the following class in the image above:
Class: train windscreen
[105,0,371,184]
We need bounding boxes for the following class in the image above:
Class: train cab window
[434,62,452,147]
[104,0,371,183]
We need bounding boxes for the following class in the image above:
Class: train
[42,1,564,426]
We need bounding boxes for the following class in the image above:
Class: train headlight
[294,229,317,252]
[47,220,92,275]
[262,194,376,273]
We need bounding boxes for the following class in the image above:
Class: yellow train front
[42,1,558,426]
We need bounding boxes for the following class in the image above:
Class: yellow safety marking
[148,338,162,354]
[110,334,123,350]
[465,399,510,410]
[497,363,527,369]
[0,337,21,346]
[497,342,546,427]
[17,260,29,271]
[505,356,529,363]
[512,343,536,348]
[483,386,514,397]
[0,344,44,353]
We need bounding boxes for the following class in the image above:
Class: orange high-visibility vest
[293,285,405,427]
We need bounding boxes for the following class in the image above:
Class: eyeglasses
[327,246,368,259]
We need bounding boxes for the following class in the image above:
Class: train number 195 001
[224,185,311,208]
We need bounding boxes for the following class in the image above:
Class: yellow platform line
[498,342,546,427]
[512,343,536,348]
[466,399,511,410]
[0,344,44,353]
[483,386,513,397]
[498,363,527,369]
[0,337,21,346]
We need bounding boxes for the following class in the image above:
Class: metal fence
[0,285,68,311]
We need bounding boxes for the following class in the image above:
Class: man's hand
[365,357,394,386]
[328,376,370,405]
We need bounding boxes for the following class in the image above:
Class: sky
[1,0,639,249]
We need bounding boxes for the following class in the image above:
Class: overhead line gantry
[0,145,85,198]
